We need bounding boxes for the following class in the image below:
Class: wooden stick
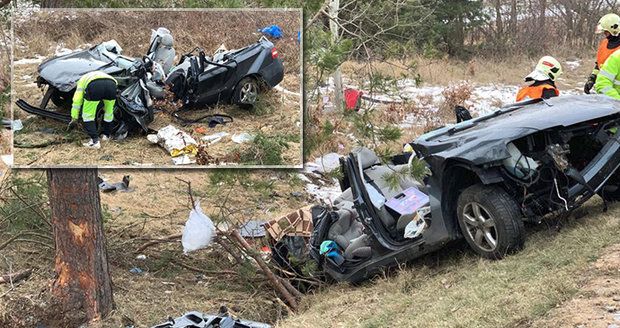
[0,269,32,285]
[230,230,298,310]
[135,233,182,253]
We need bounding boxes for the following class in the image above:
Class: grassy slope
[282,200,620,328]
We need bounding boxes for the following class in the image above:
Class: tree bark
[47,169,114,323]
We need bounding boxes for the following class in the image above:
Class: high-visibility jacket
[595,49,620,100]
[594,38,620,76]
[71,71,117,120]
[516,82,559,102]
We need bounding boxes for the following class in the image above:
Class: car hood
[38,47,124,92]
[413,95,620,166]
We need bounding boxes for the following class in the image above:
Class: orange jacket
[597,38,620,68]
[516,83,559,102]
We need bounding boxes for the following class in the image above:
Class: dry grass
[12,9,302,167]
[281,200,620,328]
[340,54,592,91]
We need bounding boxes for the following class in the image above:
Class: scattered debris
[181,201,216,254]
[2,119,22,131]
[148,125,198,165]
[150,307,271,328]
[238,220,267,238]
[201,132,229,145]
[259,24,283,39]
[231,133,255,144]
[129,267,143,274]
[136,254,147,260]
[195,145,218,165]
[98,175,131,193]
[264,207,313,241]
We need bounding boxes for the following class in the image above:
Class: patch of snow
[14,55,46,65]
[305,181,341,204]
[565,60,581,70]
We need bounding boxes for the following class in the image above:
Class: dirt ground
[12,10,302,167]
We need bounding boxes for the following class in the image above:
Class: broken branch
[0,269,32,285]
[135,233,182,253]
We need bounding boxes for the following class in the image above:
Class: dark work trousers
[83,78,117,141]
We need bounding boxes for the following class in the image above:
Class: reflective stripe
[72,104,81,109]
[599,69,617,80]
[601,86,615,94]
[76,87,85,92]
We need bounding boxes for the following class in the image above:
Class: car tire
[49,88,73,110]
[233,77,260,108]
[457,184,525,259]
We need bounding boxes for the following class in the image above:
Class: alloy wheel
[240,82,258,104]
[462,202,498,252]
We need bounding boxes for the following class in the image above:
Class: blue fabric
[260,25,283,39]
[320,240,338,255]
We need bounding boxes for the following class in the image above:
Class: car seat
[334,147,426,230]
[327,208,372,259]
[150,33,176,74]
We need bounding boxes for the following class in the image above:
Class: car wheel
[50,88,73,110]
[234,77,259,108]
[457,184,525,259]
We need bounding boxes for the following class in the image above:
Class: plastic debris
[238,220,267,238]
[259,25,283,39]
[129,267,143,274]
[231,133,255,144]
[150,308,271,328]
[172,154,195,165]
[98,175,131,193]
[136,254,147,260]
[181,201,216,254]
[201,132,229,145]
[147,125,198,157]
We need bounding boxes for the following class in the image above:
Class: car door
[192,56,237,105]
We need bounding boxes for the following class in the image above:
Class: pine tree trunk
[47,168,114,323]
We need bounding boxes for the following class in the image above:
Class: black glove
[584,74,597,94]
[67,119,78,131]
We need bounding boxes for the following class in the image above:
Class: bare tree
[47,169,114,324]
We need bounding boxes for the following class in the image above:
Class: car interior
[326,147,429,265]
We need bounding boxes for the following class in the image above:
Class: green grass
[281,200,620,328]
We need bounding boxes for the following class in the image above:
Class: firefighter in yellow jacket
[515,56,562,102]
[70,71,118,149]
[585,13,620,94]
[595,49,620,100]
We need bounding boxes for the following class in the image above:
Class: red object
[344,88,363,111]
[271,48,279,59]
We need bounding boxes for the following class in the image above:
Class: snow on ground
[13,1,40,24]
[13,55,46,65]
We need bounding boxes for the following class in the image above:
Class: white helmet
[596,13,620,36]
[525,56,563,82]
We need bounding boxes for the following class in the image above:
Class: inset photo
[12,8,302,167]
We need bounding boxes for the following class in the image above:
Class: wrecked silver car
[309,95,620,283]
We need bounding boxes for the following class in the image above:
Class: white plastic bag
[181,201,216,254]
